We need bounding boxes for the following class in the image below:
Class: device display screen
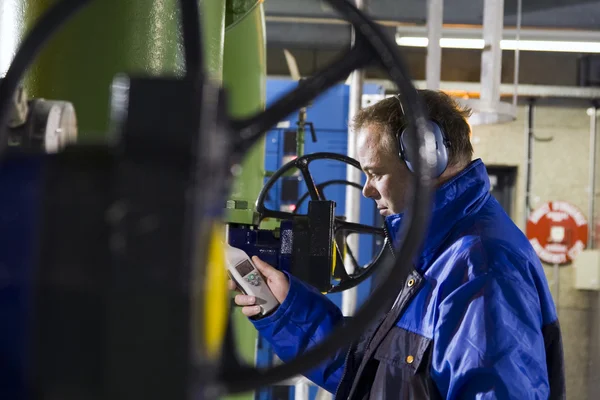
[235,260,254,277]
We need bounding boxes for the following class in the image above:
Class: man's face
[357,124,412,217]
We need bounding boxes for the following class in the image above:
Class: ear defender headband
[394,95,451,178]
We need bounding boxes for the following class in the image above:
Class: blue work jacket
[251,159,565,399]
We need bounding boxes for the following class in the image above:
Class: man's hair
[351,90,474,167]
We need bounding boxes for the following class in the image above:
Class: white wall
[471,104,598,400]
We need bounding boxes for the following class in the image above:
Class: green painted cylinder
[201,0,226,82]
[20,0,226,142]
[10,0,268,397]
[222,2,267,399]
[13,0,230,386]
[223,1,266,227]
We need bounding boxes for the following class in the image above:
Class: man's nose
[362,181,377,199]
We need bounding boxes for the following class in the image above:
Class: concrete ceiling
[264,0,600,50]
[265,0,600,29]
[263,0,600,90]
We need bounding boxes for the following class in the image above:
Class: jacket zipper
[382,222,396,260]
[334,346,352,398]
[334,223,397,399]
[344,282,418,400]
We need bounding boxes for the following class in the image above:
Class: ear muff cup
[398,120,450,178]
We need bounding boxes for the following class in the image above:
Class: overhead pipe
[588,102,599,248]
[523,98,554,229]
[511,0,522,109]
[453,0,516,126]
[426,0,443,90]
[343,0,366,318]
[352,78,600,99]
[524,98,535,227]
[222,3,267,400]
[588,102,600,400]
[479,0,504,116]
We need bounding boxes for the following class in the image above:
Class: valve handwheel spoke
[296,157,324,201]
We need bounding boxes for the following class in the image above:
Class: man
[230,90,565,399]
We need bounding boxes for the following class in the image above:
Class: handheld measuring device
[225,244,279,317]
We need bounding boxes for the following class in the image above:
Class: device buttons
[246,272,262,286]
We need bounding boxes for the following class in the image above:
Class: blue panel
[303,84,348,131]
[260,78,386,400]
[363,83,385,95]
[263,78,388,308]
[266,79,300,127]
[265,130,281,153]
[266,78,299,105]
[264,127,283,212]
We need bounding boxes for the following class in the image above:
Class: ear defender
[397,120,450,178]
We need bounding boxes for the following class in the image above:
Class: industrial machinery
[234,79,389,400]
[0,0,438,399]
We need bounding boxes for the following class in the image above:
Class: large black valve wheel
[0,0,438,397]
[256,152,390,293]
[219,0,442,385]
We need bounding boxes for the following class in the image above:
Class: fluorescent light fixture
[502,39,600,53]
[398,37,484,49]
[396,36,600,53]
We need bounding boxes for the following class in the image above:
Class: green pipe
[223,0,266,227]
[22,0,226,142]
[222,1,266,399]
[201,0,227,82]
[18,0,229,383]
[14,0,269,396]
[22,0,183,142]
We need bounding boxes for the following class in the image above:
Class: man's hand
[228,256,290,317]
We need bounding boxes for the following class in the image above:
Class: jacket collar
[385,158,491,272]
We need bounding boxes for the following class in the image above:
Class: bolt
[226,200,249,210]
